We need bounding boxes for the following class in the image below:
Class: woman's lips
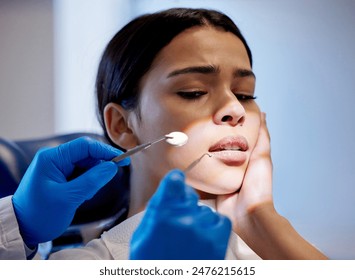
[209,136,249,166]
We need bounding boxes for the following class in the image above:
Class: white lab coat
[49,201,260,260]
[0,196,27,260]
[0,195,260,260]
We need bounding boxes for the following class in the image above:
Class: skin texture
[105,26,260,216]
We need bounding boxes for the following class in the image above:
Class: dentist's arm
[12,137,130,249]
[130,169,231,260]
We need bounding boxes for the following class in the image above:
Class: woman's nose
[213,94,246,126]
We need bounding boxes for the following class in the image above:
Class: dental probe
[184,153,212,173]
[111,131,188,162]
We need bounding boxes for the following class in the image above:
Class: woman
[51,7,327,259]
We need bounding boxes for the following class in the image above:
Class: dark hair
[96,8,252,146]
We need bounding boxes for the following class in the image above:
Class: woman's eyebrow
[166,65,256,79]
[167,65,219,78]
[234,69,256,79]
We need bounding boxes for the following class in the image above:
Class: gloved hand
[12,137,130,247]
[130,169,231,260]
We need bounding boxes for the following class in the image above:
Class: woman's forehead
[149,26,251,75]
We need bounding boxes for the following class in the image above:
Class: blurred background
[1,0,354,259]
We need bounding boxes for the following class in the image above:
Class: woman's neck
[127,165,161,218]
[127,163,220,217]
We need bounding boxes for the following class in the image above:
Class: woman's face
[125,26,260,196]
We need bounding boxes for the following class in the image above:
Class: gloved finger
[148,169,199,208]
[196,205,232,229]
[74,158,102,169]
[51,137,130,177]
[195,205,219,225]
[60,136,129,163]
[65,161,118,201]
[74,156,129,174]
[194,206,232,247]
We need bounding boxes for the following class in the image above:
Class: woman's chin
[187,177,242,198]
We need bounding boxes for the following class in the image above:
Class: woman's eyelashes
[177,90,207,99]
[234,93,257,101]
[177,90,256,101]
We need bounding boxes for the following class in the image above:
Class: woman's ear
[104,103,138,149]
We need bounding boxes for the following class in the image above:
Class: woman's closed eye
[234,93,257,101]
[176,90,257,101]
[177,90,207,99]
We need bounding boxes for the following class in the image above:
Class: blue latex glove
[12,137,130,247]
[130,169,232,260]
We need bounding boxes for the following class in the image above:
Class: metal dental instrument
[111,135,172,162]
[111,131,188,163]
[184,152,212,173]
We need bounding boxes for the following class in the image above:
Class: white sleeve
[48,237,114,260]
[49,212,144,260]
[0,195,27,260]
